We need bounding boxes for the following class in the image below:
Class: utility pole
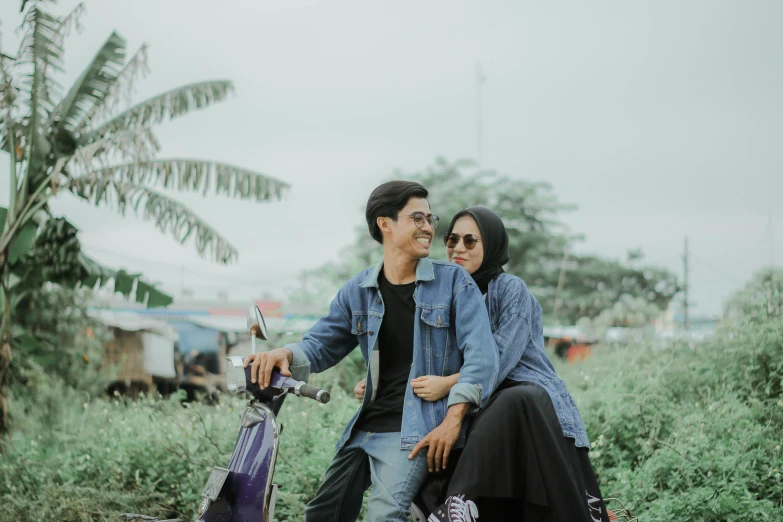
[552,247,570,320]
[475,62,485,166]
[683,237,689,331]
[770,212,775,266]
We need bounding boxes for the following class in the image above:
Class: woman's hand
[410,374,459,402]
[354,378,366,401]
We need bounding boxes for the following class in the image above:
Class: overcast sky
[1,0,781,316]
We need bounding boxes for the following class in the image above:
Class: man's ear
[377,216,392,236]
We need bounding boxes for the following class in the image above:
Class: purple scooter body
[196,367,329,522]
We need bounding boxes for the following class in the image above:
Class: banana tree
[0,1,290,435]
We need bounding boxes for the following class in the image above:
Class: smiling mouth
[416,237,431,245]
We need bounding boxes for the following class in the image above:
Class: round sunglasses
[443,233,481,250]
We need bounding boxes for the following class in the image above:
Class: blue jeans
[303,430,428,522]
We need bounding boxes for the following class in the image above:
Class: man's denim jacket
[285,258,499,452]
[488,273,590,448]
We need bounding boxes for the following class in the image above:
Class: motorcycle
[121,305,330,522]
[119,305,636,522]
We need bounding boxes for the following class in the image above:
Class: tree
[0,1,290,435]
[540,254,679,322]
[288,157,678,324]
[576,294,663,340]
[724,267,783,321]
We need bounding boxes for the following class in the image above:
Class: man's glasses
[406,212,439,230]
[444,233,481,250]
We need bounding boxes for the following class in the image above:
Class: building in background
[91,310,179,397]
[93,296,318,398]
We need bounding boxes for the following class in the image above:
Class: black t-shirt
[355,271,415,433]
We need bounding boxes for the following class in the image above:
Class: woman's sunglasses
[444,233,481,250]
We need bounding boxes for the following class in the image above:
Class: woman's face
[446,215,484,275]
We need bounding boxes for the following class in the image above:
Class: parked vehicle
[120,305,330,522]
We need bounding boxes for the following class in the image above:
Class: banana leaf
[78,252,172,308]
[0,206,38,263]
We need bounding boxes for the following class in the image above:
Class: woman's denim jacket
[286,258,499,452]
[488,273,590,448]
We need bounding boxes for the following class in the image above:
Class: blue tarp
[170,321,222,354]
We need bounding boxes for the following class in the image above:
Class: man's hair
[365,180,429,244]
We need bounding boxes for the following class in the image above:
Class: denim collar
[360,257,435,288]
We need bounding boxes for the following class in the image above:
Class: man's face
[381,197,435,259]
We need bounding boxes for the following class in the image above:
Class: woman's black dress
[429,380,611,522]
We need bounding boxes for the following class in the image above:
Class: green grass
[0,369,360,522]
[2,310,782,521]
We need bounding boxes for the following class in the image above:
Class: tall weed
[556,309,783,520]
[0,372,360,521]
[2,300,781,521]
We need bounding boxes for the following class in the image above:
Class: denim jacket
[488,273,590,448]
[285,258,499,452]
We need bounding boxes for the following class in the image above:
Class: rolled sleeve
[446,382,483,411]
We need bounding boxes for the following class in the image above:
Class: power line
[642,254,680,268]
[709,231,769,266]
[690,253,746,287]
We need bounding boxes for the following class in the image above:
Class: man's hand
[408,403,470,472]
[410,374,459,402]
[354,378,366,401]
[243,348,294,388]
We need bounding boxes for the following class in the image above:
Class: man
[244,180,498,521]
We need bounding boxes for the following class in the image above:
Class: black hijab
[446,206,509,294]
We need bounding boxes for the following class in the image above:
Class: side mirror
[247,305,268,341]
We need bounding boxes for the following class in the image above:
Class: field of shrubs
[1,300,781,521]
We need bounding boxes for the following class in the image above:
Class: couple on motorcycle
[244,180,609,522]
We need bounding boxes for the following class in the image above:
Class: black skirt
[429,381,611,522]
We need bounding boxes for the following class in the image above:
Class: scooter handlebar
[294,382,331,404]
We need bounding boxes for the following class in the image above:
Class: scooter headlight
[225,356,247,393]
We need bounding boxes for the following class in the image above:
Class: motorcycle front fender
[200,401,282,522]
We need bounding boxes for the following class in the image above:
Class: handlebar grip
[295,382,330,404]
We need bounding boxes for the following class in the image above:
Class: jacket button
[376,299,382,304]
[369,331,375,336]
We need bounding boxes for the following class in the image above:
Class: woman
[355,207,609,522]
